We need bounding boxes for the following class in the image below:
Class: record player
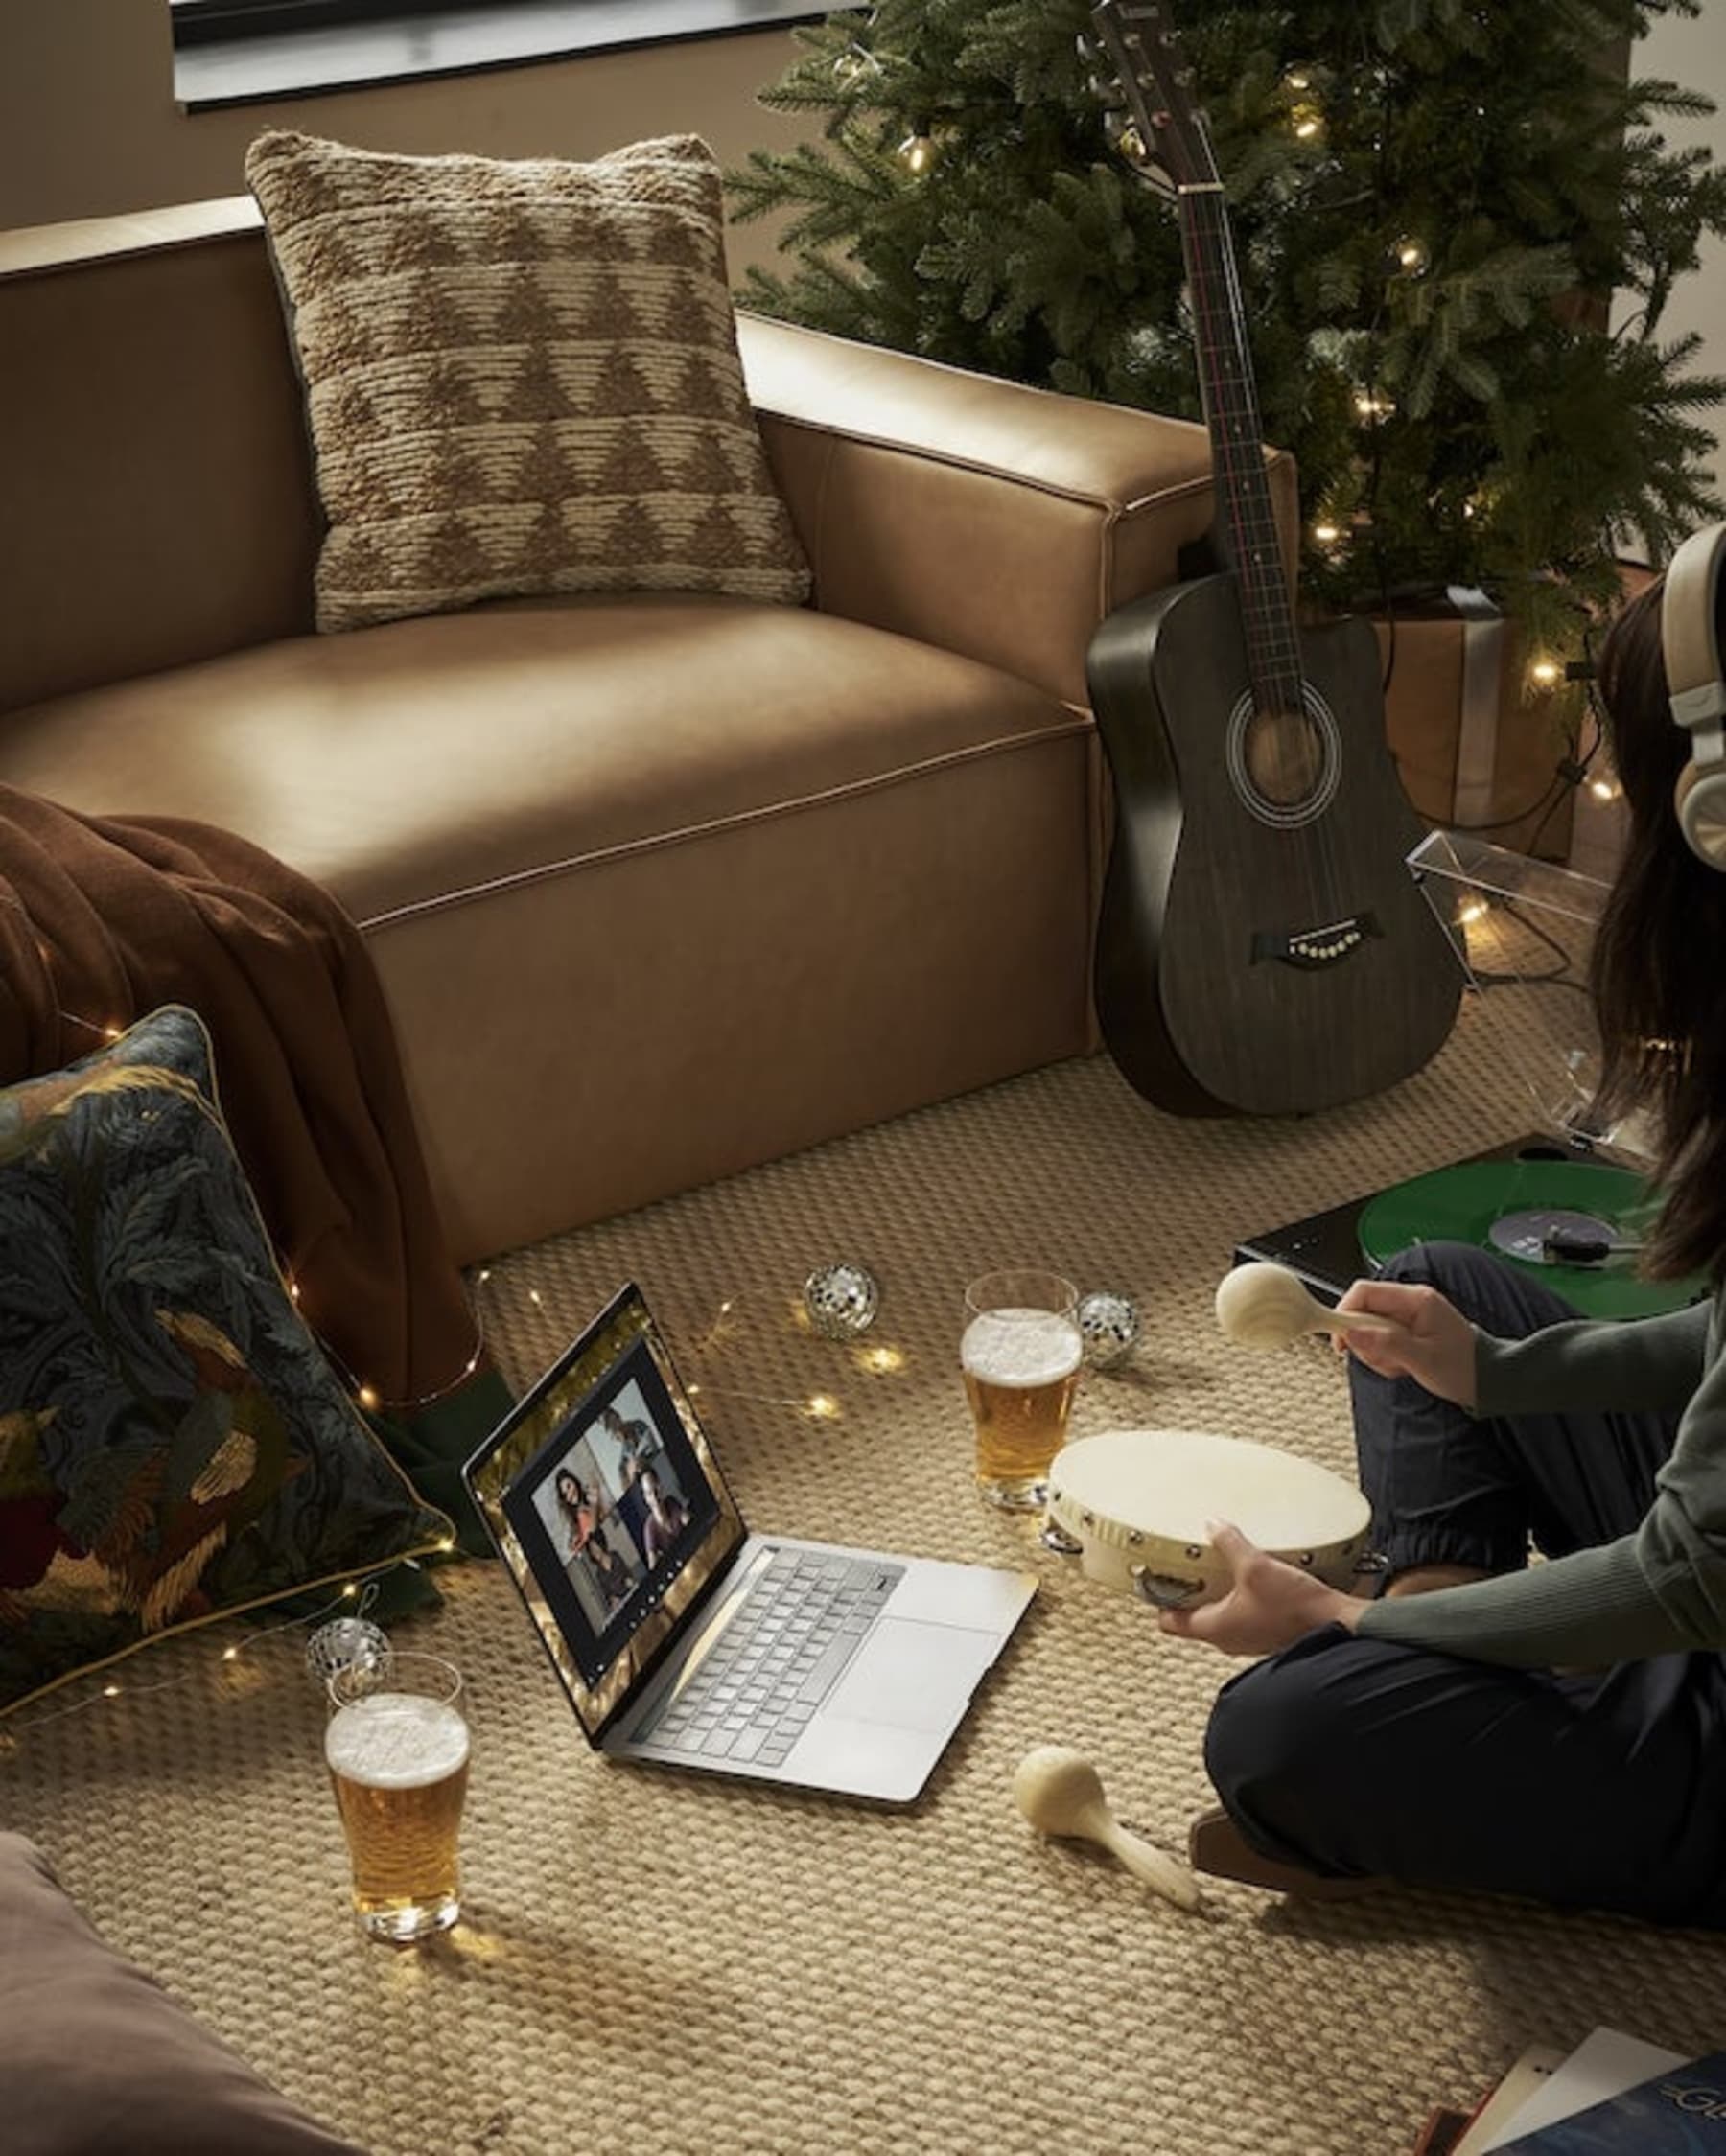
[1235,834,1706,1320]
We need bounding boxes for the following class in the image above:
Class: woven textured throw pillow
[0,1006,454,1714]
[245,129,811,632]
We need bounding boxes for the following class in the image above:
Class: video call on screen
[505,1335,720,1686]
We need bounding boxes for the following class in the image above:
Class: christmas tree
[729,0,1726,662]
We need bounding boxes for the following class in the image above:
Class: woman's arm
[1174,1302,1725,1670]
[1358,1324,1726,1667]
[1473,1298,1712,1419]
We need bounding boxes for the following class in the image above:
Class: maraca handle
[1095,1815,1203,1910]
[1308,1307,1397,1339]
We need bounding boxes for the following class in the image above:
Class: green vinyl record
[1357,1158,1705,1320]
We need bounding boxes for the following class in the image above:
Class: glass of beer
[961,1269,1083,1509]
[325,1651,471,1944]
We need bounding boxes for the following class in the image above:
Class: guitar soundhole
[1226,685,1343,829]
[1245,710,1325,807]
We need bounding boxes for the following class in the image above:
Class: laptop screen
[464,1284,747,1740]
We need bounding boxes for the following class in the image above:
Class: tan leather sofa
[0,197,1296,1269]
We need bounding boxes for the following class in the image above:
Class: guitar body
[1089,574,1462,1116]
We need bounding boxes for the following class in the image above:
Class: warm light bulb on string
[1354,391,1396,424]
[1284,68,1312,91]
[1312,520,1343,547]
[1104,110,1156,177]
[898,131,940,177]
[1390,237,1429,276]
[832,42,880,89]
[0,1561,416,1750]
[1528,657,1562,689]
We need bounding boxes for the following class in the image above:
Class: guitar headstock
[1087,0,1219,197]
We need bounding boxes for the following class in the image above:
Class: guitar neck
[1178,185,1304,716]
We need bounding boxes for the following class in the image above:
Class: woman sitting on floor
[1172,529,1726,1929]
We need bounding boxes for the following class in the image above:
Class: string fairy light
[28,987,492,1424]
[0,1570,404,1749]
[831,40,881,88]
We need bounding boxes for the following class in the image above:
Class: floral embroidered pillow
[0,1006,452,1713]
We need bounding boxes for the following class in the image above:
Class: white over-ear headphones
[1662,522,1726,869]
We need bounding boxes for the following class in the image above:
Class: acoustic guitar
[1085,0,1460,1116]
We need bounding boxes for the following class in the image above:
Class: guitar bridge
[1251,912,1382,970]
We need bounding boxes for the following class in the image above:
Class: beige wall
[6,5,1720,441]
[0,2,807,278]
[1633,9,1726,502]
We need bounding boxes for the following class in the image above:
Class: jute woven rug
[6,994,1724,2155]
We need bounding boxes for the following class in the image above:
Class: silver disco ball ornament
[1078,1289,1140,1369]
[305,1616,392,1688]
[802,1261,881,1340]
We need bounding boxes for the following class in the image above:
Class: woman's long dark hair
[1590,574,1726,1284]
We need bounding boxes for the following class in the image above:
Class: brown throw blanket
[0,785,479,1417]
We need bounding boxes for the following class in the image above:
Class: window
[170,0,826,110]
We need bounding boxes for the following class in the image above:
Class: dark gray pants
[1204,1240,1726,1927]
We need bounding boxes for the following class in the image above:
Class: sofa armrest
[737,313,1298,710]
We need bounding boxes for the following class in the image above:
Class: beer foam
[325,1693,470,1790]
[961,1308,1082,1386]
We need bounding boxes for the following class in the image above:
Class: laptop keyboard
[635,1548,905,1770]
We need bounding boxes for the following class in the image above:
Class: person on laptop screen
[637,1467,689,1565]
[582,1527,639,1616]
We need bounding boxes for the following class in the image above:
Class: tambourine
[1042,1428,1371,1610]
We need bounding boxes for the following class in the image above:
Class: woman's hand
[1333,1278,1478,1408]
[1157,1521,1360,1658]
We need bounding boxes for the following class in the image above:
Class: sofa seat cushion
[0,594,1081,927]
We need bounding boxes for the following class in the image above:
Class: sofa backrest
[0,198,319,716]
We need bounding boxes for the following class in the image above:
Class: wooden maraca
[1214,1261,1399,1351]
[1013,1745,1202,1910]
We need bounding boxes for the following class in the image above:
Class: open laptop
[462,1282,1037,1804]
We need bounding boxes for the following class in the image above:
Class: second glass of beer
[961,1269,1083,1509]
[325,1651,471,1944]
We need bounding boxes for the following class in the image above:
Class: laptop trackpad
[827,1617,1000,1733]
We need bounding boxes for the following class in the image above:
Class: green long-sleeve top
[1353,1287,1724,1669]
